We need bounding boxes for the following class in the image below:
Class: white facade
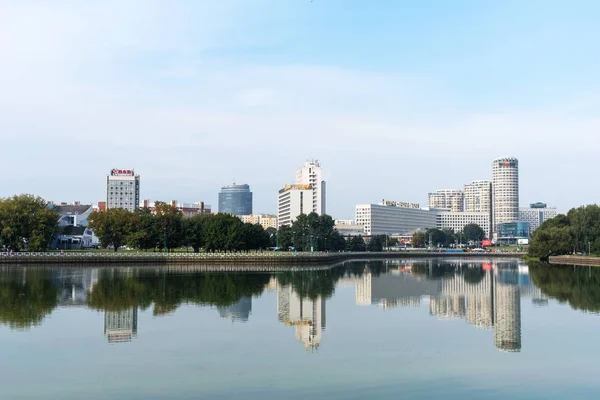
[436,211,491,239]
[492,157,519,232]
[519,206,558,234]
[355,203,437,235]
[428,189,464,212]
[464,180,492,213]
[296,160,326,215]
[277,185,313,227]
[106,169,140,211]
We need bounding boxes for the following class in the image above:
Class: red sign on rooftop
[110,168,134,176]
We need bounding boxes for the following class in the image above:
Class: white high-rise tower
[295,160,326,215]
[491,157,519,233]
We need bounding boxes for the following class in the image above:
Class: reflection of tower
[493,268,521,352]
[356,272,372,305]
[277,284,326,350]
[218,297,252,322]
[465,271,493,329]
[104,308,138,344]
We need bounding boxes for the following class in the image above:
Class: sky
[1,0,600,219]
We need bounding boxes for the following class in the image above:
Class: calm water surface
[1,259,599,399]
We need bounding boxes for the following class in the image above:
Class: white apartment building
[241,214,278,230]
[428,189,464,212]
[519,203,558,234]
[492,157,519,232]
[464,180,492,213]
[106,168,140,211]
[296,160,326,215]
[277,184,314,227]
[436,211,491,239]
[355,201,437,235]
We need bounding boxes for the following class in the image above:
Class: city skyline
[2,2,598,217]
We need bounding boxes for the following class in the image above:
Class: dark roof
[62,226,87,236]
[52,205,92,215]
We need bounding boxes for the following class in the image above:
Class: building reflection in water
[347,260,547,353]
[104,308,138,344]
[217,297,252,322]
[277,284,326,351]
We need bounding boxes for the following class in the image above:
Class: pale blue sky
[1,1,599,218]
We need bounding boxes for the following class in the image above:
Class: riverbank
[549,255,600,267]
[0,251,525,266]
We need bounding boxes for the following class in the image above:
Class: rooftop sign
[110,169,134,176]
[382,200,420,209]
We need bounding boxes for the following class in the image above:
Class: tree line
[89,203,272,252]
[529,204,600,260]
[411,224,486,248]
[0,195,58,251]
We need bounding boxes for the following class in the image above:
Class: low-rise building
[436,211,491,239]
[334,222,365,237]
[240,214,278,230]
[140,200,211,217]
[519,203,558,234]
[355,201,437,235]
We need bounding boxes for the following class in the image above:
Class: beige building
[277,184,313,227]
[240,214,278,230]
[428,189,464,212]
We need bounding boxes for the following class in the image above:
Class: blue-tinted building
[497,222,530,245]
[218,184,252,215]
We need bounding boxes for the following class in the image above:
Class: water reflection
[0,260,598,354]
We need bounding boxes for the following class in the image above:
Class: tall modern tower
[106,168,140,211]
[295,160,326,215]
[218,184,252,215]
[491,157,519,233]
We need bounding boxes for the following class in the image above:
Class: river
[1,258,599,399]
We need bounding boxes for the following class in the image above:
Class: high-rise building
[493,268,522,352]
[464,180,492,213]
[519,203,558,234]
[106,168,140,211]
[295,160,326,215]
[492,157,519,233]
[218,184,252,215]
[277,184,313,227]
[428,189,464,212]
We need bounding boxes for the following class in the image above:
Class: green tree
[183,214,207,252]
[130,207,158,251]
[328,230,347,251]
[277,225,293,249]
[88,208,138,252]
[153,202,184,252]
[411,231,426,248]
[367,235,384,252]
[462,223,486,241]
[347,235,366,251]
[0,194,58,251]
[266,227,277,248]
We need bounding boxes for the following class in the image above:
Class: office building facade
[296,160,326,215]
[218,184,252,215]
[428,189,464,212]
[492,157,519,233]
[518,203,558,234]
[464,180,492,214]
[106,168,140,211]
[277,184,314,227]
[355,201,437,235]
[141,200,211,217]
[436,211,491,239]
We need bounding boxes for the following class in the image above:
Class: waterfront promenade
[549,255,600,267]
[0,250,525,267]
